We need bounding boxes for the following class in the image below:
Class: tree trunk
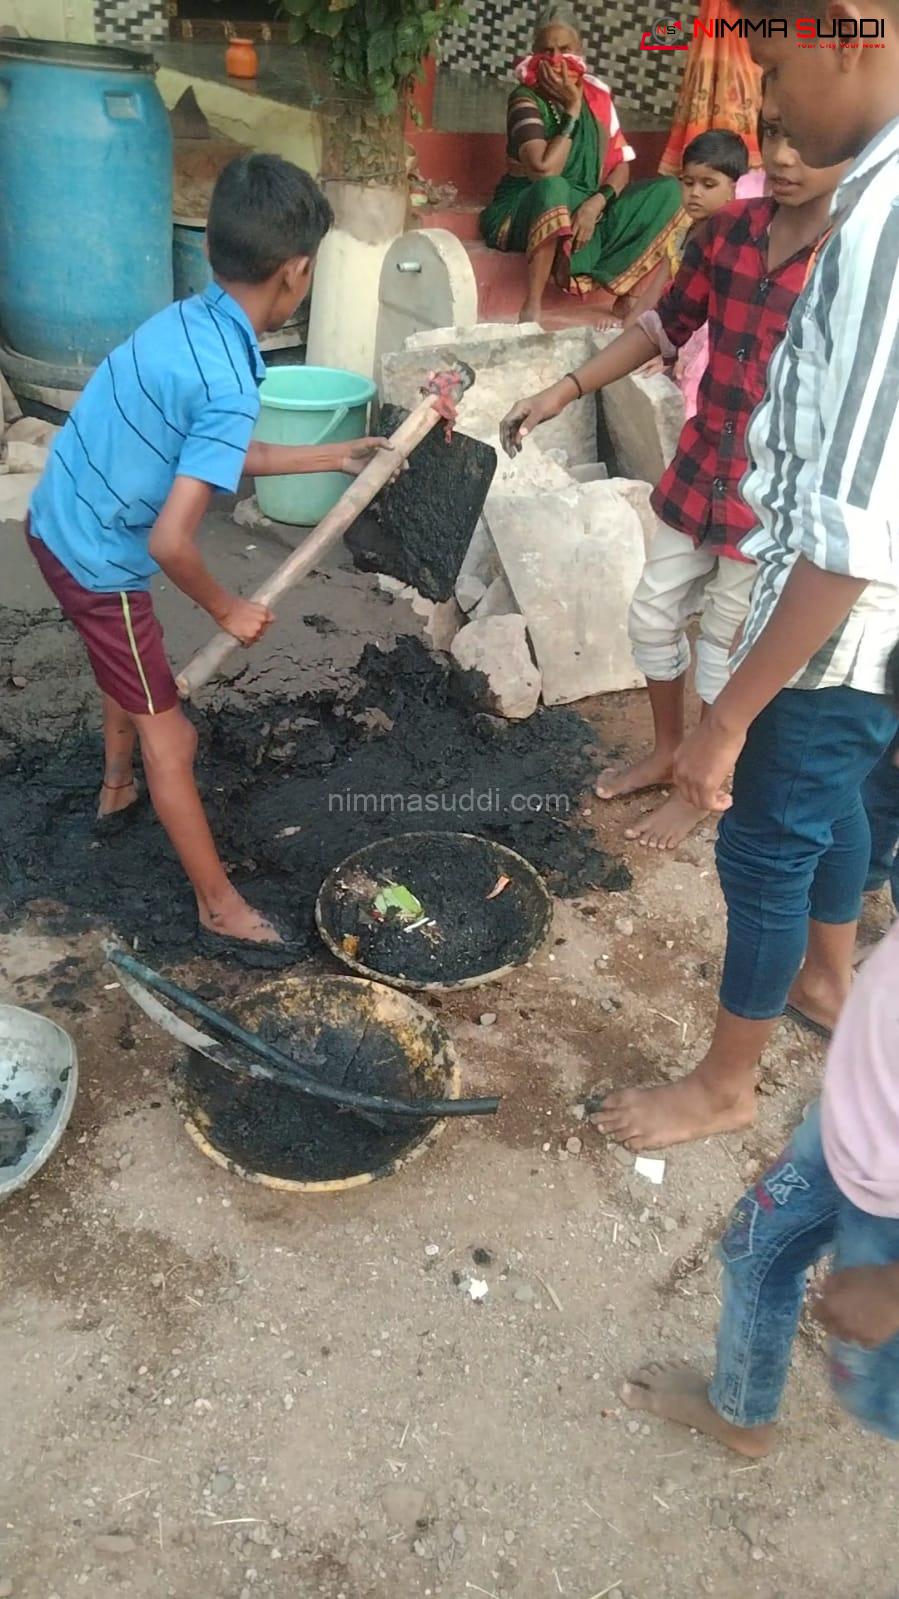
[306,98,410,378]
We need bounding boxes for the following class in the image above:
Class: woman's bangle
[599,183,617,207]
[565,371,584,400]
[558,113,578,139]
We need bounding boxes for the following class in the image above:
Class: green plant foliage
[280,0,468,117]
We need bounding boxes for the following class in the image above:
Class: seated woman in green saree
[481,6,686,323]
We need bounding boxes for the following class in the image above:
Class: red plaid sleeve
[656,223,716,350]
[646,199,816,560]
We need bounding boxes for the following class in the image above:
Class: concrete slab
[484,478,647,704]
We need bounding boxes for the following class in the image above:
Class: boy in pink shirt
[619,647,899,1451]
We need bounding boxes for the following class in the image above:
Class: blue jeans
[716,687,897,1019]
[863,731,899,910]
[711,1103,899,1438]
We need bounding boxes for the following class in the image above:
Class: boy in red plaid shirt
[501,117,845,850]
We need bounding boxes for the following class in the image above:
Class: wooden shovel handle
[176,393,444,699]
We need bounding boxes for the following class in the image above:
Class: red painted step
[410,204,618,326]
[464,240,616,325]
[415,201,483,241]
[407,129,505,202]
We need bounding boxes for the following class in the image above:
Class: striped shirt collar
[201,281,267,386]
[831,113,899,219]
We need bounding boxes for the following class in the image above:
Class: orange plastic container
[225,38,258,80]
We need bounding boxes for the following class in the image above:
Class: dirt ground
[1,505,897,1599]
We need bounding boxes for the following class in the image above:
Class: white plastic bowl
[0,1003,77,1200]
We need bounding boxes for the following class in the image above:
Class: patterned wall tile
[441,0,697,122]
[94,0,168,46]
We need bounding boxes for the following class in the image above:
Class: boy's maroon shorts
[28,533,178,716]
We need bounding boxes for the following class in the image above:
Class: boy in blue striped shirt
[29,155,389,957]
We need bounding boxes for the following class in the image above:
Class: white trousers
[628,521,756,705]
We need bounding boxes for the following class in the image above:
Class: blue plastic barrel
[173,221,211,301]
[0,38,173,369]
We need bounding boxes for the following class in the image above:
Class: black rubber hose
[109,950,500,1120]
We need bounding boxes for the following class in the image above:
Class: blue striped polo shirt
[29,282,266,593]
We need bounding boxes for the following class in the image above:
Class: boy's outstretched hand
[218,596,274,646]
[814,1265,899,1349]
[340,438,404,481]
[500,383,571,457]
[673,715,746,813]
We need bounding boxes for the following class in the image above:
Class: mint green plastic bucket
[253,366,378,527]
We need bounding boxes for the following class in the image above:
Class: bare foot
[625,793,709,850]
[621,1359,776,1458]
[595,749,675,801]
[200,890,284,945]
[518,301,544,325]
[97,779,138,819]
[593,1072,755,1151]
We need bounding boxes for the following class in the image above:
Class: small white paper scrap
[634,1155,666,1186]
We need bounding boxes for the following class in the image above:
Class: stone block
[0,470,40,522]
[404,322,539,350]
[233,495,273,531]
[3,440,48,473]
[451,614,541,720]
[455,573,487,615]
[478,431,574,501]
[484,479,647,704]
[456,517,501,602]
[6,415,58,449]
[380,324,599,466]
[471,574,517,620]
[591,327,685,485]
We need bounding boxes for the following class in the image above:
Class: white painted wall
[0,0,95,43]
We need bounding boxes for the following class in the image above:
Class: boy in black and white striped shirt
[595,0,899,1154]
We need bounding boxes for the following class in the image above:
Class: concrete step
[462,239,616,327]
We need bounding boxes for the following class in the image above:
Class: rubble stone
[455,573,487,615]
[451,614,541,720]
[456,516,501,594]
[0,471,40,522]
[471,574,517,621]
[408,591,463,652]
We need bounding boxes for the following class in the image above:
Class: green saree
[480,90,684,298]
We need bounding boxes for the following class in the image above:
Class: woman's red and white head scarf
[514,52,636,180]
